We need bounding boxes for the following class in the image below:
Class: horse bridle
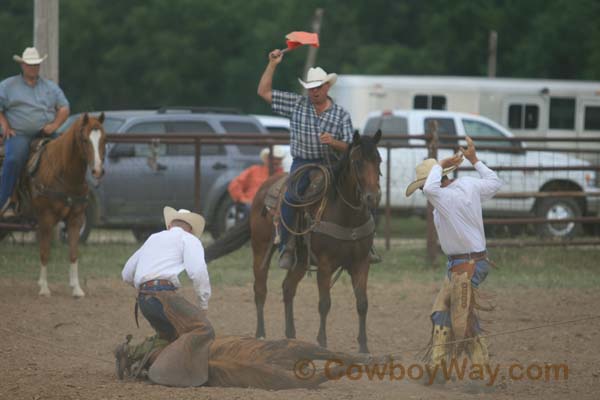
[335,145,380,211]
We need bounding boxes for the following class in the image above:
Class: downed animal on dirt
[115,334,373,390]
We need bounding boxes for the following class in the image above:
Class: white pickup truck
[363,109,600,238]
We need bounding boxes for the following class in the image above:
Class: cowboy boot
[278,238,297,270]
[368,245,382,264]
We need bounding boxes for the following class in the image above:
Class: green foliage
[0,0,599,113]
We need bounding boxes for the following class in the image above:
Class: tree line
[1,0,598,114]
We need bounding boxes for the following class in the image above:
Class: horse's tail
[204,218,251,263]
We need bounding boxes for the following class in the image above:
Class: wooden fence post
[426,121,439,266]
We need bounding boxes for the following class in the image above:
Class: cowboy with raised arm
[406,137,503,377]
[258,50,368,269]
[0,47,70,217]
[117,207,214,387]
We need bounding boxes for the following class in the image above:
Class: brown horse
[27,113,106,297]
[251,131,382,354]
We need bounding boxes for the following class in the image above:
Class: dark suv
[59,107,269,242]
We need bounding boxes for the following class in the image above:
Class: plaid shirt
[272,90,353,160]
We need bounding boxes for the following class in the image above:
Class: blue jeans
[138,291,179,341]
[431,256,491,332]
[279,158,323,253]
[0,135,34,207]
[0,132,58,207]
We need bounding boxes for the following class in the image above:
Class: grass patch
[1,238,598,289]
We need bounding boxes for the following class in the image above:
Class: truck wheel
[132,227,162,243]
[59,202,94,244]
[212,194,245,240]
[535,197,582,238]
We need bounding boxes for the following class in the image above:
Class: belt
[139,279,176,290]
[448,250,487,261]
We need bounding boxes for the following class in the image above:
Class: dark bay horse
[28,113,106,297]
[251,131,382,353]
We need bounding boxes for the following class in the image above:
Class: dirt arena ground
[1,276,599,400]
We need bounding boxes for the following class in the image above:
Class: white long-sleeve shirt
[121,227,211,310]
[423,161,503,256]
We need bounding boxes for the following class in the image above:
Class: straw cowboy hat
[13,47,47,65]
[163,206,206,238]
[259,145,286,162]
[298,67,337,89]
[405,159,458,197]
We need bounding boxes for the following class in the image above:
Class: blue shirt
[271,90,353,160]
[0,74,69,137]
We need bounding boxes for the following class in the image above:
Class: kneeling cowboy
[117,206,214,387]
[405,136,503,371]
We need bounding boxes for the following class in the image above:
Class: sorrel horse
[251,131,382,353]
[27,113,106,297]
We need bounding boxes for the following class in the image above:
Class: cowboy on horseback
[0,47,70,218]
[258,49,376,269]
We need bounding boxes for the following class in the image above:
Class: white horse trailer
[330,75,600,151]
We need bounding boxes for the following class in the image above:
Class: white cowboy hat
[405,159,458,197]
[13,47,47,65]
[298,67,338,89]
[259,145,286,162]
[163,206,206,238]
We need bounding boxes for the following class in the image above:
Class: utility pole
[487,30,497,78]
[34,0,60,83]
[302,8,324,85]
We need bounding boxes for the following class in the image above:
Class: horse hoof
[257,336,265,340]
[72,288,86,298]
[38,289,51,297]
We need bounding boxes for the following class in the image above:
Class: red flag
[284,31,320,51]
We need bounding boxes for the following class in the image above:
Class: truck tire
[132,227,162,243]
[535,197,582,238]
[212,194,246,240]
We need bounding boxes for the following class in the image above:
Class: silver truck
[364,109,600,238]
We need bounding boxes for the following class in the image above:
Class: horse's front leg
[282,265,306,339]
[37,213,57,297]
[66,209,85,298]
[253,243,274,339]
[316,268,333,348]
[350,261,370,354]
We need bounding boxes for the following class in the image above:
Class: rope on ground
[388,314,600,358]
[0,326,113,365]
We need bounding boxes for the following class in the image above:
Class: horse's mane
[37,114,100,183]
[332,134,381,191]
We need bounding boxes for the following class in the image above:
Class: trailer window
[413,95,447,110]
[364,116,409,145]
[463,119,515,149]
[508,104,539,129]
[549,97,575,130]
[584,105,600,131]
